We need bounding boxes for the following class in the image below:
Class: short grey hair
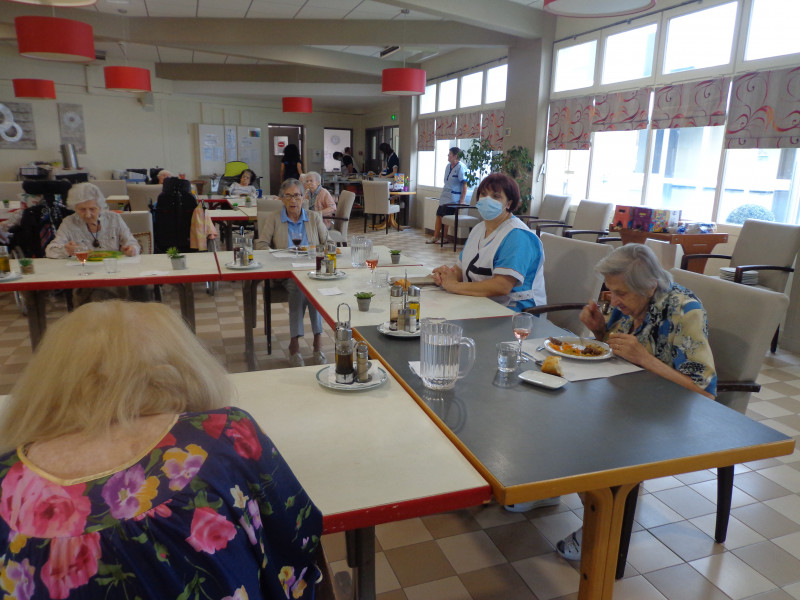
[596,243,672,296]
[66,182,107,211]
[305,171,321,185]
[279,178,302,196]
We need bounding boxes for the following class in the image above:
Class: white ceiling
[1,0,549,113]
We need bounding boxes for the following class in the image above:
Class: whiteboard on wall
[237,126,261,169]
[225,126,237,162]
[198,124,225,175]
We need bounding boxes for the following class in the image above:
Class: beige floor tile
[402,576,472,600]
[375,551,402,595]
[733,472,794,502]
[642,476,685,493]
[383,541,456,588]
[375,518,434,551]
[759,465,800,494]
[731,503,800,540]
[653,485,717,519]
[436,530,507,574]
[469,501,526,529]
[785,581,800,599]
[634,493,685,529]
[765,495,800,525]
[692,479,758,509]
[749,401,795,419]
[420,510,481,539]
[690,514,766,550]
[611,575,669,600]
[321,531,347,563]
[740,590,797,600]
[648,520,723,562]
[773,531,800,561]
[645,563,731,600]
[512,553,580,600]
[626,530,684,574]
[675,469,717,485]
[484,520,555,562]
[733,541,800,587]
[690,553,776,600]
[377,591,408,600]
[459,563,537,600]
[528,510,584,547]
[759,419,800,438]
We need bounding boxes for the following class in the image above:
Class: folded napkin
[523,337,642,382]
[292,261,316,268]
[318,287,343,296]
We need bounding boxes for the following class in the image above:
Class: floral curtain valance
[592,87,650,132]
[726,66,800,149]
[456,112,481,139]
[547,96,592,150]
[435,115,456,140]
[652,77,730,129]
[417,118,435,151]
[481,110,505,150]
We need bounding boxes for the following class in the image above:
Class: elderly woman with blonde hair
[0,301,323,599]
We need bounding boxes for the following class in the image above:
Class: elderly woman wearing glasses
[256,179,329,367]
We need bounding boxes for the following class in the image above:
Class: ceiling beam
[156,64,382,84]
[372,0,551,39]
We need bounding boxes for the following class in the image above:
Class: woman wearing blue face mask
[431,173,546,311]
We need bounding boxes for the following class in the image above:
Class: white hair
[305,171,321,185]
[596,243,673,296]
[66,182,108,211]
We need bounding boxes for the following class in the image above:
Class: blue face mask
[476,196,505,220]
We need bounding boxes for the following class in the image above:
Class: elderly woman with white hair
[302,171,336,229]
[45,182,139,259]
[549,243,717,562]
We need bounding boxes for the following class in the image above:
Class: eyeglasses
[283,193,303,200]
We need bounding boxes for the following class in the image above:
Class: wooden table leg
[578,482,637,600]
[22,290,47,350]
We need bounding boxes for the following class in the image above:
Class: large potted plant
[460,140,534,215]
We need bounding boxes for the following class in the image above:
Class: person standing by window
[428,147,468,244]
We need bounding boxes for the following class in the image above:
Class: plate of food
[308,270,347,280]
[224,261,263,270]
[86,250,123,261]
[377,322,420,338]
[389,275,436,289]
[543,336,612,361]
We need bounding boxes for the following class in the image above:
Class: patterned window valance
[417,118,435,151]
[652,77,729,129]
[481,110,505,150]
[435,115,456,140]
[592,87,650,132]
[547,96,592,150]
[456,112,481,139]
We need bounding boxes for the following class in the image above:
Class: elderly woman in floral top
[0,301,323,600]
[551,243,716,562]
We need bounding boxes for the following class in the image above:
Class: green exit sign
[390,114,397,120]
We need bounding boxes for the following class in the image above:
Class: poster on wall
[238,127,261,166]
[58,103,86,153]
[274,136,288,156]
[0,101,36,150]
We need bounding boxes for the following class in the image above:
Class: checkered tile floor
[1,226,799,600]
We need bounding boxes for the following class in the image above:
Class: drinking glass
[291,234,303,257]
[74,245,90,276]
[511,312,534,362]
[496,342,519,373]
[365,251,379,286]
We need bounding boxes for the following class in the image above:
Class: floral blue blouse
[605,282,717,396]
[0,407,322,600]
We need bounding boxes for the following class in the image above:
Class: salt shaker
[355,341,370,383]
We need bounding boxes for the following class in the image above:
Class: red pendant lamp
[15,16,95,62]
[104,66,152,92]
[543,0,656,17]
[382,67,426,96]
[282,97,313,113]
[13,78,56,99]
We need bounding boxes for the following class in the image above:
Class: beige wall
[0,45,365,188]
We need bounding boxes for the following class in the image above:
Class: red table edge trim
[321,485,491,534]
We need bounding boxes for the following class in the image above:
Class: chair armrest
[518,217,566,224]
[732,264,794,283]
[680,253,732,270]
[564,229,610,238]
[522,302,586,316]
[716,381,760,393]
[597,236,622,244]
[327,216,349,222]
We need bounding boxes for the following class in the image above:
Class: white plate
[224,261,263,270]
[518,370,567,389]
[543,337,613,361]
[377,322,420,338]
[316,365,388,391]
[308,270,347,280]
[0,272,22,283]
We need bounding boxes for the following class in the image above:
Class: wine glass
[291,234,303,257]
[365,251,379,286]
[74,245,90,276]
[511,312,534,363]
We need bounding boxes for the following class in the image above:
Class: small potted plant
[354,291,375,312]
[19,257,34,274]
[166,246,187,270]
[389,249,402,264]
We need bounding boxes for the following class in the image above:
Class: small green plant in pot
[354,291,375,311]
[389,249,401,264]
[166,247,187,270]
[19,257,34,274]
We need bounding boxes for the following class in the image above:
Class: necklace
[86,222,101,248]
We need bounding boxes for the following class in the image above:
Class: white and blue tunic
[456,216,546,312]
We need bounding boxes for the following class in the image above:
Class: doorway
[324,128,352,172]
[365,126,399,175]
[268,124,305,195]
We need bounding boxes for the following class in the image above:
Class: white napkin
[318,287,343,296]
[139,270,170,276]
[271,251,297,259]
[524,337,642,382]
[409,361,421,377]
[292,261,316,268]
[120,256,141,264]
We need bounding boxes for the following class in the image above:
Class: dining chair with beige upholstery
[127,183,163,212]
[680,218,800,351]
[327,190,355,246]
[92,179,127,199]
[614,268,790,579]
[518,193,571,236]
[538,199,614,242]
[644,238,684,270]
[439,189,480,251]
[522,232,612,335]
[362,180,399,234]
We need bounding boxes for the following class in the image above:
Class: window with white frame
[485,64,508,103]
[417,150,436,186]
[420,84,437,115]
[460,72,483,108]
[553,40,597,93]
[662,2,738,75]
[588,130,648,206]
[438,79,458,112]
[745,0,800,62]
[543,150,590,200]
[602,23,657,85]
